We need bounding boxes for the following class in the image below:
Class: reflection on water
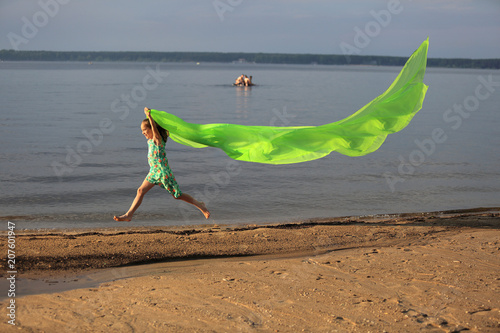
[235,85,252,121]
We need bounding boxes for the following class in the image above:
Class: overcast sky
[1,0,499,58]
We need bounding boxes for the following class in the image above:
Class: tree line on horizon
[0,49,498,69]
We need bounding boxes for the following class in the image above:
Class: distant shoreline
[1,49,499,69]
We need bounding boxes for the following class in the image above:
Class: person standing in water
[114,108,210,221]
[234,74,244,85]
[244,75,252,86]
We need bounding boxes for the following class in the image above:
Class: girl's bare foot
[113,214,132,222]
[200,202,210,219]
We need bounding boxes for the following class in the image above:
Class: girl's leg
[114,179,155,221]
[175,193,211,219]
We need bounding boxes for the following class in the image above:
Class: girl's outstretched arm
[145,107,162,145]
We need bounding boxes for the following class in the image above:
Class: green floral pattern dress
[145,139,182,198]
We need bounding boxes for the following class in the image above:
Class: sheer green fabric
[151,38,429,164]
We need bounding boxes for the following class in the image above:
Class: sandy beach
[1,209,499,332]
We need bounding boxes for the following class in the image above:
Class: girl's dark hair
[142,118,169,143]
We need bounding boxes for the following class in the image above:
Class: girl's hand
[144,107,151,116]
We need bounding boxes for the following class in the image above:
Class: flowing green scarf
[151,38,429,164]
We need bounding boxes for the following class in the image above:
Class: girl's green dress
[145,139,182,198]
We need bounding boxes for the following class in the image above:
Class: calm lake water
[1,61,499,230]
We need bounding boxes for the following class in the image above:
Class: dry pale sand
[1,210,499,332]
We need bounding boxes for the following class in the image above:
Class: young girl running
[114,107,210,221]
